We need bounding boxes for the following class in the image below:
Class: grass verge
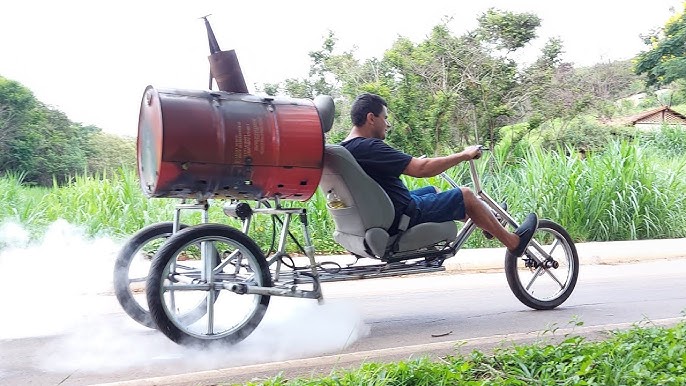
[238,319,686,385]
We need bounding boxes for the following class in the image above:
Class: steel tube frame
[165,154,564,301]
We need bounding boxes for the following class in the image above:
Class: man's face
[370,106,390,140]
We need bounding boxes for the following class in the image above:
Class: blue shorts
[408,186,465,227]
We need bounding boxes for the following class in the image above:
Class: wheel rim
[158,235,266,340]
[514,226,575,302]
[120,235,170,314]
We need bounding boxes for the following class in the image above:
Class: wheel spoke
[525,267,542,291]
[548,238,560,256]
[544,265,565,289]
[176,264,200,271]
[213,249,240,274]
[233,251,245,275]
[206,285,216,335]
[524,262,563,290]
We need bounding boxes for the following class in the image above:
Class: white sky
[0,0,682,137]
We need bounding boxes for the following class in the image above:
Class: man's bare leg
[460,187,520,250]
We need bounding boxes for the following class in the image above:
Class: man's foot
[508,213,538,257]
[483,202,508,240]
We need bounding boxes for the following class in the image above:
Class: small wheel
[504,219,579,310]
[146,223,272,346]
[113,222,187,329]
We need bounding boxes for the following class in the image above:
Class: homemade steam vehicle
[113,18,579,346]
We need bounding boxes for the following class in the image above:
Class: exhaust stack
[202,15,248,93]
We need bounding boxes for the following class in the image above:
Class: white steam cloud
[0,220,369,381]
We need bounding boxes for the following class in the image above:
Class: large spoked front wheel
[505,219,579,310]
[113,222,187,329]
[146,223,272,346]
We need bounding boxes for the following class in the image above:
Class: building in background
[608,106,686,130]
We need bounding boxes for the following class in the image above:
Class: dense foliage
[0,76,135,186]
[635,3,686,87]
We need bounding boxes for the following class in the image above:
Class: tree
[381,10,541,152]
[635,3,686,87]
[518,38,565,125]
[258,31,341,99]
[577,60,641,101]
[0,105,17,160]
[87,131,136,173]
[0,76,101,185]
[381,25,466,155]
[477,8,541,52]
[0,77,39,177]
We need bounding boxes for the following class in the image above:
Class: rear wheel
[505,219,579,310]
[113,222,186,328]
[146,223,271,346]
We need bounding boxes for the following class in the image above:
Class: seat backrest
[313,95,335,133]
[319,145,394,238]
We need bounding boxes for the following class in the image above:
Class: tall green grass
[0,171,50,236]
[496,141,686,242]
[1,138,686,252]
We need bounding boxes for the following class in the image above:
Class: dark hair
[350,93,387,127]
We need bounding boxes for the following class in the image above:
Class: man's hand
[461,145,482,160]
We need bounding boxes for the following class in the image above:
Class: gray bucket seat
[319,145,457,259]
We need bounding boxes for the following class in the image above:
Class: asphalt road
[1,255,685,386]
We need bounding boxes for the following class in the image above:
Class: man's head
[350,93,390,140]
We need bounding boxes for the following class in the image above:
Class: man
[340,93,537,257]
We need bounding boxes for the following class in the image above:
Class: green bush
[537,116,614,151]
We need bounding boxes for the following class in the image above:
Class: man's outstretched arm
[403,145,482,178]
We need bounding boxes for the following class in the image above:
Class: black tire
[505,219,579,310]
[146,223,272,346]
[113,222,187,329]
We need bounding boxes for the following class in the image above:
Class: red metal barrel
[137,86,324,201]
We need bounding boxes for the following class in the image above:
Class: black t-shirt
[340,137,413,227]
